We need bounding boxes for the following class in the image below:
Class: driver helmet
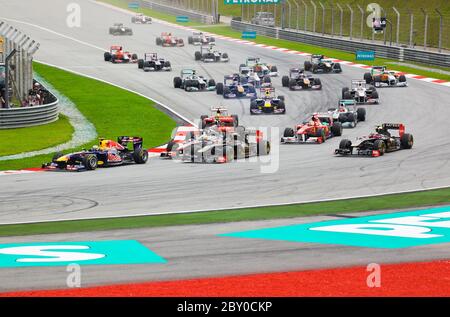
[338,105,346,112]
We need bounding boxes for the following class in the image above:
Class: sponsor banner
[356,50,375,61]
[128,2,140,9]
[176,16,189,23]
[0,240,166,267]
[242,31,257,39]
[222,206,450,248]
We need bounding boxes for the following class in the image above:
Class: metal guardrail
[231,20,450,68]
[0,82,58,129]
[138,0,214,24]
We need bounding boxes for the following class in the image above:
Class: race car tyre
[138,59,144,69]
[184,82,192,91]
[133,148,149,164]
[400,133,414,149]
[257,140,271,156]
[339,139,352,150]
[282,75,290,87]
[83,154,98,170]
[52,152,64,161]
[399,75,407,82]
[222,53,229,59]
[223,86,231,97]
[357,108,366,121]
[173,77,182,88]
[364,72,372,84]
[216,82,224,95]
[342,87,349,98]
[195,51,202,61]
[178,39,184,45]
[331,122,343,136]
[250,101,258,115]
[313,78,322,88]
[131,54,137,60]
[278,95,285,101]
[312,65,318,73]
[156,38,162,45]
[334,63,342,72]
[164,61,171,69]
[200,115,208,129]
[304,61,312,71]
[343,91,352,100]
[166,141,176,153]
[286,78,296,90]
[270,66,278,73]
[232,115,239,127]
[374,76,382,87]
[373,139,386,155]
[283,127,295,138]
[210,37,215,42]
[188,36,193,44]
[104,52,112,62]
[371,91,379,99]
[278,101,286,114]
[208,79,216,87]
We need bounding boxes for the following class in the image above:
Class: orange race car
[104,45,138,63]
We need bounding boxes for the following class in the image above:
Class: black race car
[281,68,322,90]
[109,23,133,36]
[42,137,148,171]
[335,123,413,157]
[138,53,171,71]
[304,54,342,73]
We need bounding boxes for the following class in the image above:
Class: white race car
[328,99,366,128]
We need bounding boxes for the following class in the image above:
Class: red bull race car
[104,46,138,63]
[42,137,148,171]
[281,113,343,144]
[156,32,184,47]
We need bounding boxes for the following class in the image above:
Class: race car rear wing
[117,136,143,149]
[381,123,405,137]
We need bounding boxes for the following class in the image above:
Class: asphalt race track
[1,209,449,291]
[0,0,449,292]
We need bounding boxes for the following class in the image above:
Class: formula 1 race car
[195,44,229,62]
[250,88,285,115]
[173,69,216,92]
[188,32,215,45]
[104,46,138,63]
[42,137,148,171]
[281,68,322,90]
[342,80,379,104]
[281,113,343,144]
[240,67,272,88]
[200,107,239,130]
[335,123,413,157]
[240,57,278,78]
[131,13,152,24]
[169,126,271,163]
[156,32,184,47]
[109,23,133,36]
[327,99,366,128]
[363,66,407,87]
[216,74,257,99]
[304,54,342,73]
[137,53,171,71]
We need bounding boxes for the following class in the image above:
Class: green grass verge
[99,0,450,81]
[0,187,449,237]
[0,62,176,171]
[0,115,73,157]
